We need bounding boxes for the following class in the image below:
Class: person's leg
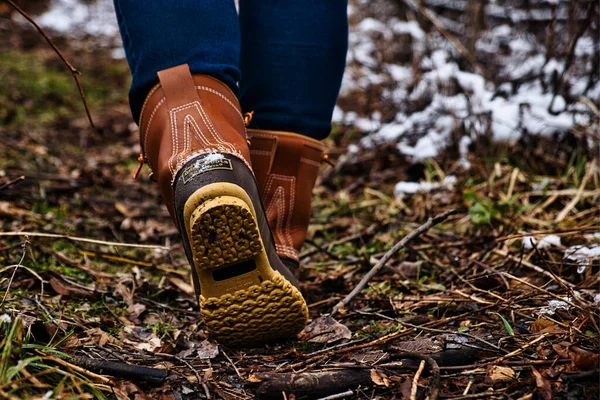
[239,0,348,272]
[114,1,309,345]
[239,0,348,140]
[113,0,240,122]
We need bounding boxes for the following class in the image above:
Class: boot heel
[183,183,308,345]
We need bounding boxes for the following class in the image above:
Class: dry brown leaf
[530,318,564,334]
[197,339,219,359]
[486,365,516,383]
[49,276,96,299]
[531,367,553,400]
[569,345,599,371]
[298,315,351,343]
[248,374,262,383]
[370,369,390,387]
[390,336,445,354]
[349,349,390,364]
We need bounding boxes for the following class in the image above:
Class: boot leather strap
[139,64,250,219]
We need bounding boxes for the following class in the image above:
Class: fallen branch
[251,370,371,399]
[0,231,170,251]
[0,175,25,191]
[411,360,426,400]
[332,209,456,316]
[5,0,95,128]
[70,356,168,385]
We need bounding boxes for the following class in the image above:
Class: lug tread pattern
[200,271,308,345]
[190,201,308,345]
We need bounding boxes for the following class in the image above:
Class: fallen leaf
[169,277,195,296]
[349,349,390,364]
[370,369,390,387]
[49,276,95,299]
[298,316,351,343]
[115,381,150,400]
[531,367,552,400]
[248,374,262,383]
[530,318,564,334]
[391,336,446,354]
[197,339,219,359]
[486,365,516,383]
[569,345,599,371]
[127,303,147,321]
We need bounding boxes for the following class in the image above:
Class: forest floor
[1,0,599,399]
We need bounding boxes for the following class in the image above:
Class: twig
[70,356,168,385]
[492,333,551,364]
[399,351,440,400]
[332,209,456,315]
[0,240,29,307]
[492,249,574,288]
[154,352,202,385]
[222,349,243,380]
[502,273,582,312]
[317,390,354,400]
[5,0,95,128]
[411,360,426,400]
[0,231,170,251]
[0,175,25,191]
[381,316,507,354]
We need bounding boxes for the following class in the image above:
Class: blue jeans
[113,0,348,140]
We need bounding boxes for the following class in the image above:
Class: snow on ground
[565,245,600,274]
[522,234,562,250]
[28,0,598,166]
[338,0,599,164]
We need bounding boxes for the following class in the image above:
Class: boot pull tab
[132,153,145,180]
[321,154,336,168]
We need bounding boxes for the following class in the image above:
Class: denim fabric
[114,0,348,139]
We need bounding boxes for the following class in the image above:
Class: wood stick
[332,209,456,315]
[0,231,170,251]
[411,360,426,400]
[5,0,95,128]
[253,370,371,399]
[70,356,168,385]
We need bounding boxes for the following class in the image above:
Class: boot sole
[183,182,308,345]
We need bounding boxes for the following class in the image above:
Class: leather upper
[247,129,325,262]
[138,64,251,218]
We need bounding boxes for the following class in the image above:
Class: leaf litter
[1,0,599,399]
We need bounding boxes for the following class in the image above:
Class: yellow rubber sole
[183,183,308,345]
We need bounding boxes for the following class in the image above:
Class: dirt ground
[1,1,599,399]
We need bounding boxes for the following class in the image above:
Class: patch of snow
[540,299,569,315]
[0,314,11,324]
[394,175,456,196]
[594,294,600,304]
[522,234,561,249]
[392,20,425,41]
[584,232,600,241]
[332,106,344,124]
[37,0,119,37]
[356,18,388,34]
[565,245,600,274]
[575,36,596,58]
[347,144,360,154]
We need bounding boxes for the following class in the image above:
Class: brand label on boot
[182,155,233,184]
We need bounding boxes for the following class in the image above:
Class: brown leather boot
[137,64,308,345]
[246,129,326,275]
